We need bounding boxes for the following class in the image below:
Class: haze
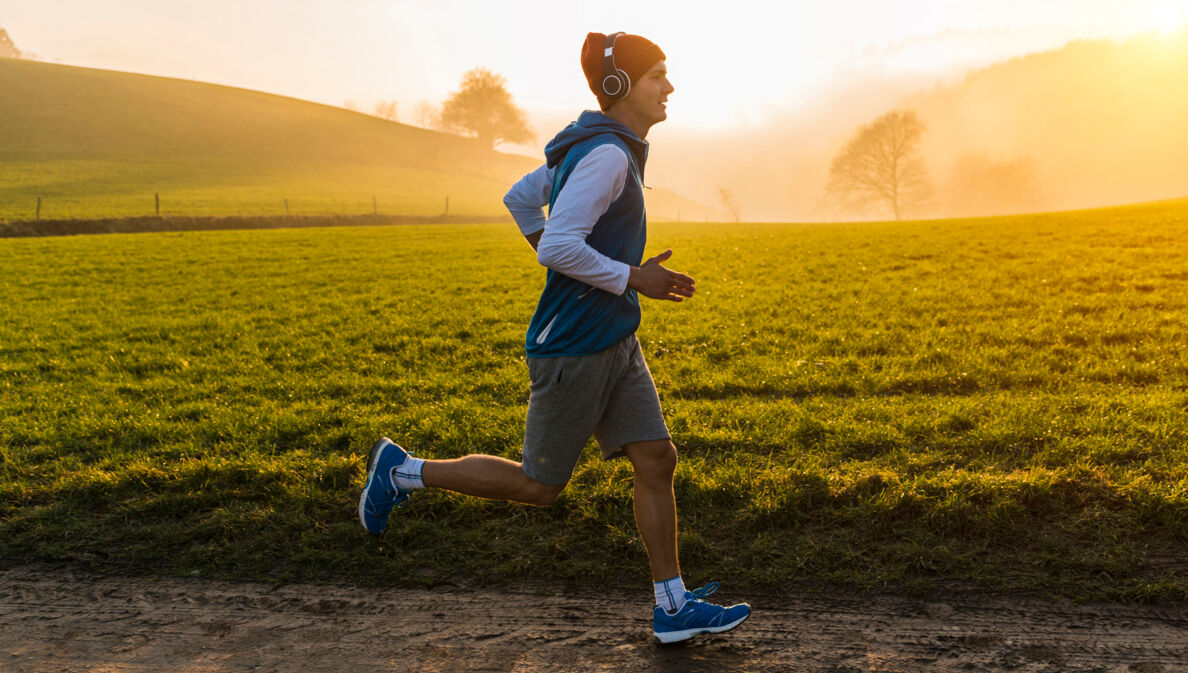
[5,0,1187,219]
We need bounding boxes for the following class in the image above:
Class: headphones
[601,32,630,100]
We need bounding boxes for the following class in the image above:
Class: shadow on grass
[2,456,1184,600]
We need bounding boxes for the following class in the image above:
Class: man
[359,31,750,644]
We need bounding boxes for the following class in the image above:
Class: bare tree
[716,186,741,223]
[826,109,934,220]
[945,153,1040,216]
[372,100,398,121]
[438,67,534,149]
[0,27,21,59]
[413,101,442,130]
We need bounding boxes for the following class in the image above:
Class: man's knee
[520,477,566,506]
[653,441,679,476]
[628,439,678,481]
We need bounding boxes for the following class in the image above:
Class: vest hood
[544,110,649,173]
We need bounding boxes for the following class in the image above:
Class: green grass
[2,198,1188,600]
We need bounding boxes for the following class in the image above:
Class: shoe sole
[654,611,751,644]
[357,437,394,534]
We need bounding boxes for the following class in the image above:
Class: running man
[359,31,751,644]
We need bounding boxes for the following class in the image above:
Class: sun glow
[1139,2,1188,33]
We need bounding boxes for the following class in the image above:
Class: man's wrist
[627,265,642,291]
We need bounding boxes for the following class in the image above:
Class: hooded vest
[525,111,649,358]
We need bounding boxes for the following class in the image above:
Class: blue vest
[525,116,648,358]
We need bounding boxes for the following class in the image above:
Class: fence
[5,193,462,225]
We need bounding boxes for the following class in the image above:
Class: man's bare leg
[422,455,564,506]
[622,439,680,581]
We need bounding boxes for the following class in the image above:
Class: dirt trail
[1,566,1185,672]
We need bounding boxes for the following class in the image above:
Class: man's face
[617,60,674,128]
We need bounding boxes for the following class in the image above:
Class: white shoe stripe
[654,612,750,644]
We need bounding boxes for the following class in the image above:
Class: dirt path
[2,566,1186,673]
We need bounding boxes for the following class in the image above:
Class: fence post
[373,195,377,215]
[36,196,41,220]
[444,196,449,217]
[155,193,160,216]
[284,198,290,215]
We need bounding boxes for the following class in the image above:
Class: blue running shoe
[652,582,751,644]
[358,437,414,535]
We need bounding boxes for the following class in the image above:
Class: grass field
[2,199,1187,601]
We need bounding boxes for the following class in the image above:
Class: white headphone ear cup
[615,68,630,98]
[602,73,625,97]
[602,69,630,99]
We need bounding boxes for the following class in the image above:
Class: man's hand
[628,249,696,302]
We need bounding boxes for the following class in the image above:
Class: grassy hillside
[2,198,1187,600]
[906,28,1188,213]
[0,58,715,221]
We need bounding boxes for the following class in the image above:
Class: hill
[0,58,716,222]
[648,28,1188,220]
[905,27,1188,215]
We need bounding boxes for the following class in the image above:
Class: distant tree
[414,101,441,130]
[716,186,741,222]
[0,28,21,59]
[826,109,934,220]
[945,153,1040,216]
[372,100,398,121]
[342,100,359,112]
[438,67,534,149]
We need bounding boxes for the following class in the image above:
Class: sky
[4,0,1187,135]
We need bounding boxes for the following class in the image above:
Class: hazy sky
[4,0,1186,132]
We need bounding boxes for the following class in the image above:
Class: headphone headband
[600,31,630,101]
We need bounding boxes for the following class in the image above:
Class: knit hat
[581,32,665,110]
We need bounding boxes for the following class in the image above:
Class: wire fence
[0,193,520,237]
[11,193,459,222]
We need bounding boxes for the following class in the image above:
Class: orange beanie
[580,32,665,110]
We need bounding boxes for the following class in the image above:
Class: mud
[2,566,1185,672]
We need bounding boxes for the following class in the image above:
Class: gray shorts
[522,334,670,485]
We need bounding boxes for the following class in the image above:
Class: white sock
[390,456,426,492]
[654,576,687,614]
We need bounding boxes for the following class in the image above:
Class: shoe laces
[689,582,720,601]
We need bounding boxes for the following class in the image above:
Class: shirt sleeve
[535,144,632,296]
[503,163,554,236]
